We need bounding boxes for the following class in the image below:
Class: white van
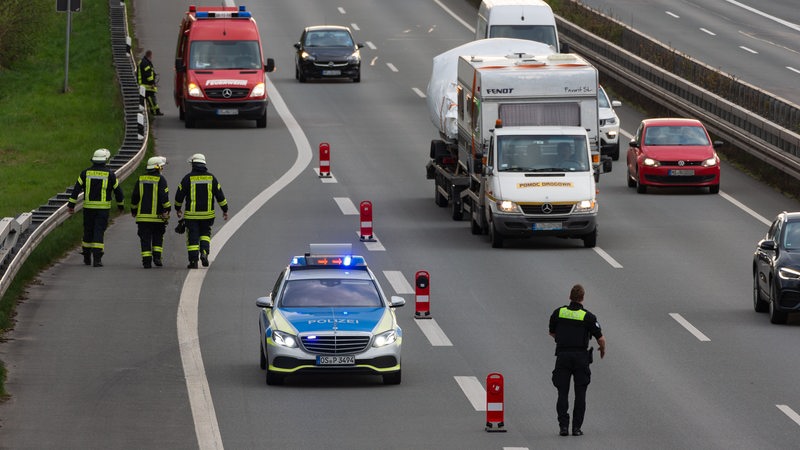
[476,0,561,52]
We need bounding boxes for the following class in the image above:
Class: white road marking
[369,56,379,66]
[669,313,711,341]
[179,44,314,448]
[337,7,346,14]
[787,66,800,75]
[739,46,758,54]
[434,0,476,33]
[383,270,415,294]
[356,231,386,251]
[455,376,486,411]
[313,168,338,183]
[416,319,453,346]
[620,129,634,140]
[719,192,771,226]
[386,62,399,72]
[334,197,358,215]
[723,0,800,33]
[665,11,680,19]
[365,41,377,50]
[594,247,623,268]
[351,23,359,31]
[700,28,716,36]
[412,87,426,98]
[777,404,800,426]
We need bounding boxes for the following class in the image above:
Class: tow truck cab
[174,5,275,128]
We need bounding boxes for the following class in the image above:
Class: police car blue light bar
[289,243,366,268]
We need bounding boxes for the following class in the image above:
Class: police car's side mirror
[390,296,405,308]
[256,296,273,308]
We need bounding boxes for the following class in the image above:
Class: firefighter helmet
[188,153,206,165]
[91,148,111,163]
[146,156,164,170]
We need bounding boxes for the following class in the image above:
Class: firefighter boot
[82,249,92,266]
[93,249,104,267]
[143,256,152,269]
[153,252,163,267]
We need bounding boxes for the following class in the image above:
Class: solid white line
[433,0,476,33]
[338,7,346,14]
[412,87,426,98]
[351,23,360,31]
[383,270,415,294]
[787,66,800,75]
[178,66,313,450]
[594,247,623,268]
[620,129,634,140]
[719,191,771,226]
[416,318,454,346]
[313,168,338,183]
[386,62,399,72]
[723,0,800,33]
[666,11,680,19]
[365,41,377,50]
[777,404,800,426]
[334,197,358,215]
[700,28,716,36]
[739,46,758,54]
[669,313,711,341]
[455,376,486,410]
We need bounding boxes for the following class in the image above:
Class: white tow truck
[426,51,606,248]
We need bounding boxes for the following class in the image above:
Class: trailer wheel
[450,189,463,220]
[434,180,448,207]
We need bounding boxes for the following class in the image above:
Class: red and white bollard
[319,142,331,178]
[359,200,375,241]
[414,271,431,319]
[485,373,507,432]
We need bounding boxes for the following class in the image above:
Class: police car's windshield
[280,279,382,307]
[190,40,262,69]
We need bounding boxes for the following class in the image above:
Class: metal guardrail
[553,8,800,181]
[0,0,148,301]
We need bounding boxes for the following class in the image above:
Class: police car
[257,244,405,385]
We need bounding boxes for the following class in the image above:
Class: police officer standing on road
[549,284,606,437]
[138,49,163,116]
[68,148,125,267]
[131,156,171,268]
[174,153,228,269]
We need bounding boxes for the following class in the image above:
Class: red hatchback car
[626,118,722,194]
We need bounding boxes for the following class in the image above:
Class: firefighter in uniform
[174,153,228,269]
[138,50,163,116]
[131,156,171,268]
[68,148,125,267]
[549,284,606,437]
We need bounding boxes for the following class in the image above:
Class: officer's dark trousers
[137,222,167,262]
[82,208,109,260]
[185,218,214,262]
[552,351,592,429]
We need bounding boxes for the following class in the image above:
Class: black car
[753,211,800,324]
[294,25,363,83]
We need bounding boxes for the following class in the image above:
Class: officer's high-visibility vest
[558,307,586,322]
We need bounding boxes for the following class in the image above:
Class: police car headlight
[574,200,596,213]
[496,200,520,213]
[373,329,398,348]
[250,82,265,97]
[272,330,298,348]
[188,83,203,98]
[778,267,800,280]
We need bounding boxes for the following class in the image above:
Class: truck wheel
[490,220,504,248]
[256,111,267,128]
[582,228,597,248]
[471,215,483,235]
[611,143,620,161]
[434,182,448,207]
[185,109,196,129]
[179,104,185,121]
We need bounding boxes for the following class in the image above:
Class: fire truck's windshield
[190,41,262,70]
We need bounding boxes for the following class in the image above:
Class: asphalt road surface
[2,1,800,449]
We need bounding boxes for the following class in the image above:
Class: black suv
[753,211,800,324]
[294,25,363,83]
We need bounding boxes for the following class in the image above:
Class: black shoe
[143,262,152,269]
[83,252,92,266]
[559,427,569,437]
[93,261,103,267]
[572,429,583,436]
[153,257,163,267]
[200,251,209,267]
[187,261,198,269]
[154,110,164,116]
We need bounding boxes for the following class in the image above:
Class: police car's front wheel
[260,342,267,370]
[266,366,285,386]
[383,370,401,385]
